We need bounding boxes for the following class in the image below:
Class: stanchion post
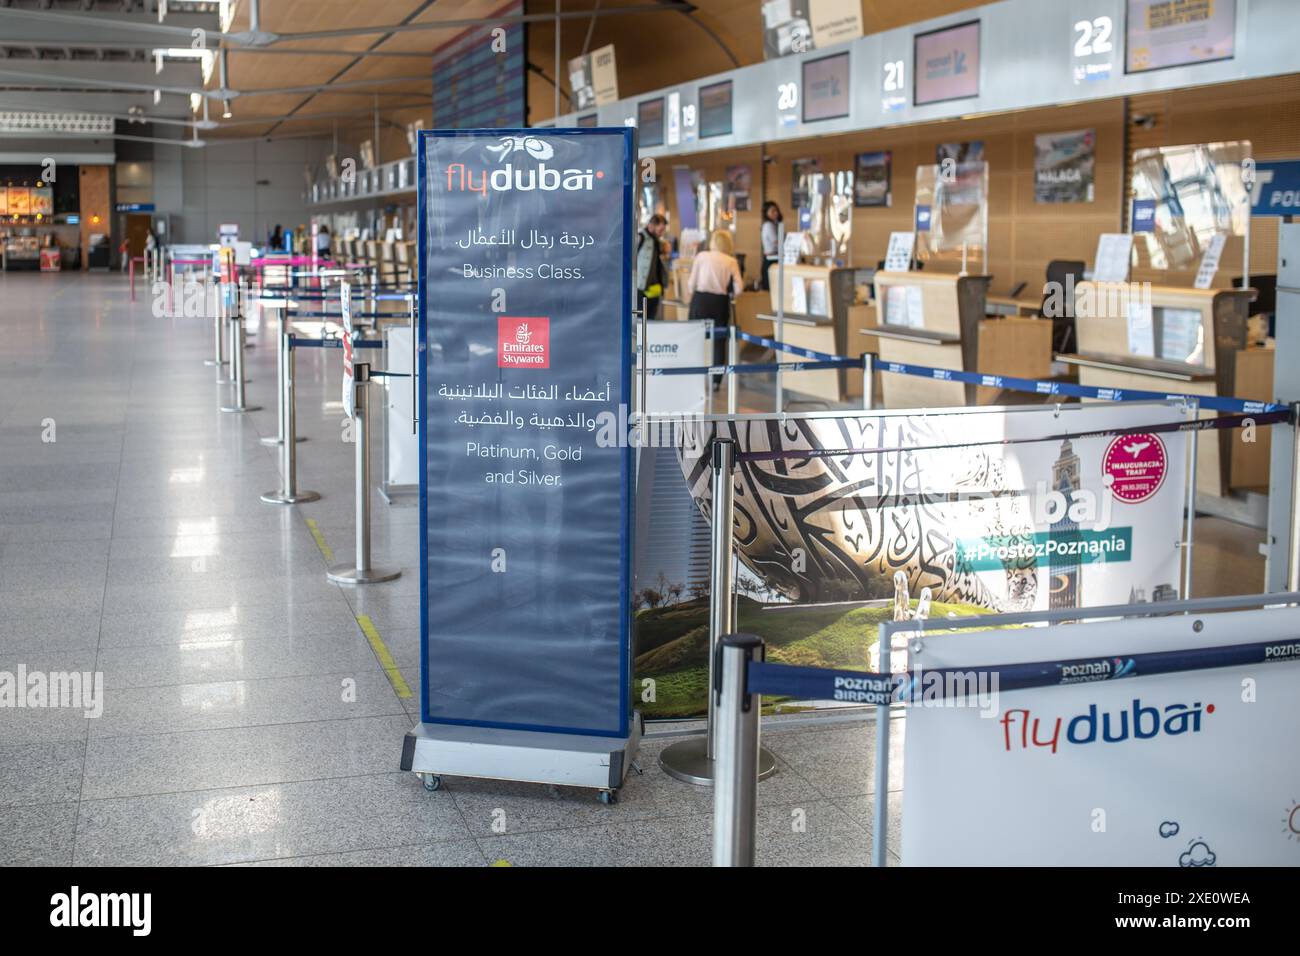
[872,699,892,867]
[205,281,228,369]
[219,304,261,414]
[727,324,738,416]
[261,331,320,505]
[712,633,764,867]
[861,352,875,411]
[1288,401,1300,591]
[260,304,306,448]
[328,362,400,585]
[1182,398,1199,600]
[658,437,776,785]
[872,619,892,868]
[774,223,788,416]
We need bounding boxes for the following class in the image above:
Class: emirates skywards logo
[1000,698,1214,754]
[498,317,549,368]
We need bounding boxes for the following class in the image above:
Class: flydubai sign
[444,135,604,195]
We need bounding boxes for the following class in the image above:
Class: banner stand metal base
[659,735,777,786]
[401,715,643,801]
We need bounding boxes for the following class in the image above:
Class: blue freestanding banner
[400,128,640,799]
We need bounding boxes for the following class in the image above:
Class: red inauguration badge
[1104,433,1168,503]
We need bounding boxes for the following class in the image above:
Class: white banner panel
[642,319,709,415]
[902,606,1300,865]
[384,325,419,489]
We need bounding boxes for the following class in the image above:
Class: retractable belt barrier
[878,358,1288,415]
[745,636,1291,705]
[735,408,1293,463]
[652,358,859,376]
[683,329,1287,417]
[289,336,384,350]
[711,613,1300,867]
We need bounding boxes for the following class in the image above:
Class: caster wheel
[598,789,617,805]
[423,774,442,792]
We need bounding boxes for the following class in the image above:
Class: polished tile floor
[0,273,909,867]
[0,273,1265,867]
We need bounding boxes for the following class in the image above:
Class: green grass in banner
[632,596,988,719]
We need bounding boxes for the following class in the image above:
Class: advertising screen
[637,97,665,147]
[802,51,850,123]
[1126,0,1235,73]
[698,80,733,138]
[914,20,980,106]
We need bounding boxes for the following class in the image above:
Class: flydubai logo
[1000,698,1214,754]
[498,317,549,368]
[445,136,603,195]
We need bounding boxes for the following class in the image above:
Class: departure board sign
[914,20,980,106]
[418,129,634,736]
[430,2,525,129]
[698,80,733,138]
[1126,0,1235,74]
[637,97,665,147]
[802,51,851,123]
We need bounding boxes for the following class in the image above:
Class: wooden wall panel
[78,165,111,271]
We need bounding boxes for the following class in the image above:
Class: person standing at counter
[688,229,744,391]
[636,214,668,321]
[760,201,783,292]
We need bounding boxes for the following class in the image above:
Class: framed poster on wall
[914,19,980,106]
[854,151,891,207]
[1034,129,1096,203]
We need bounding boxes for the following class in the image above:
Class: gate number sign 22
[1073,16,1113,57]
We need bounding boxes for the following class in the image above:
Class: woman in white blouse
[687,229,744,389]
[759,201,783,291]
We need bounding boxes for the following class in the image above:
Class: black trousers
[639,292,660,321]
[760,256,778,291]
[689,290,732,380]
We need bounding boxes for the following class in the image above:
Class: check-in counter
[760,262,866,404]
[866,271,1052,407]
[1061,282,1256,497]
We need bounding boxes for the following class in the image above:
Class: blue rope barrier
[734,408,1290,464]
[650,358,860,376]
[735,329,842,364]
[877,358,1287,415]
[681,324,1283,415]
[279,310,402,319]
[288,337,384,350]
[747,635,1299,705]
